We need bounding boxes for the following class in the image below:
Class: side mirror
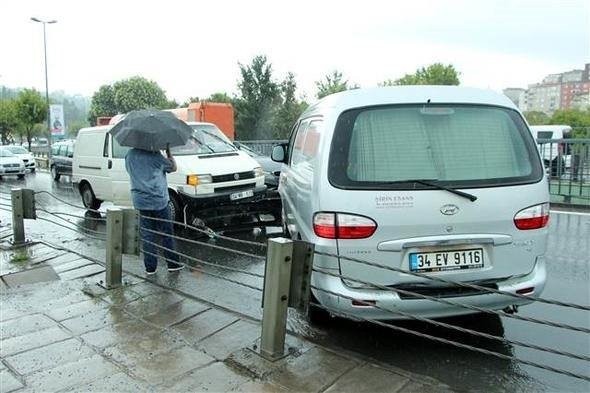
[271,144,286,163]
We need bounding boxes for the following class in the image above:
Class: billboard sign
[50,104,65,136]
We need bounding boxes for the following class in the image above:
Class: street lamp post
[31,17,57,159]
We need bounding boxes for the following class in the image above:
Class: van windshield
[171,124,236,156]
[329,104,543,189]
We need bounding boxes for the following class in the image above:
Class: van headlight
[254,167,264,178]
[186,174,212,186]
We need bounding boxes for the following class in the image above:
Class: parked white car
[72,122,266,227]
[272,86,549,322]
[0,147,26,179]
[5,145,36,172]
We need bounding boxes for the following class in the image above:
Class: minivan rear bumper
[312,256,546,320]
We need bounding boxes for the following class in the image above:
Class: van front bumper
[178,185,268,209]
[312,256,547,321]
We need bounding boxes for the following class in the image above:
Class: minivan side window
[103,134,110,158]
[290,120,310,166]
[66,144,74,158]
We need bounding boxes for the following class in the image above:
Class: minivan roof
[303,86,518,117]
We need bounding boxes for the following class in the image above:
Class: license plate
[409,248,484,273]
[230,189,254,201]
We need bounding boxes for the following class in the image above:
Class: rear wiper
[389,179,477,202]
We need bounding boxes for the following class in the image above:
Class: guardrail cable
[36,204,106,222]
[35,216,106,242]
[36,208,107,237]
[310,286,590,382]
[314,250,590,311]
[33,191,102,214]
[313,267,589,333]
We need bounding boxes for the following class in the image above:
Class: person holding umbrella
[110,110,193,274]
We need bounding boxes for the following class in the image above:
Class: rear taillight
[313,212,377,239]
[514,203,550,230]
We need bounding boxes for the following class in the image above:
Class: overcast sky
[2,0,589,102]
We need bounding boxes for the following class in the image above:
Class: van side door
[109,135,132,206]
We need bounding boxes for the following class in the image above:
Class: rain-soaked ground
[1,172,589,392]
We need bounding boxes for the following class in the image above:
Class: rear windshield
[171,124,236,156]
[329,104,543,189]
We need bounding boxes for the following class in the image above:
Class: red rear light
[514,203,550,230]
[313,212,377,239]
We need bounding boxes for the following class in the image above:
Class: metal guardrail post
[105,207,123,289]
[260,237,293,361]
[10,188,25,245]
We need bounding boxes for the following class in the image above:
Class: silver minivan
[272,86,549,321]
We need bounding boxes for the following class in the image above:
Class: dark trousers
[140,206,179,271]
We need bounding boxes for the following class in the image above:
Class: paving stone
[163,361,250,392]
[126,346,215,385]
[142,299,209,328]
[127,281,166,297]
[173,308,239,345]
[80,318,162,349]
[2,266,59,288]
[0,278,7,292]
[401,380,454,393]
[103,330,186,370]
[46,298,109,321]
[4,338,94,375]
[0,369,24,392]
[232,380,289,392]
[53,258,95,274]
[267,347,359,392]
[0,307,26,322]
[99,287,143,307]
[59,307,135,335]
[123,291,184,318]
[0,314,56,339]
[63,372,149,392]
[45,253,85,267]
[29,250,65,265]
[325,363,410,393]
[59,264,105,281]
[24,354,118,392]
[0,326,71,357]
[198,319,260,360]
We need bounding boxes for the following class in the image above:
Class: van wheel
[51,165,60,181]
[80,183,101,210]
[18,174,25,180]
[168,191,184,222]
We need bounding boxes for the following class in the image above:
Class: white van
[272,86,549,321]
[72,122,266,225]
[529,125,572,176]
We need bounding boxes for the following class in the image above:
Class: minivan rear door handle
[377,234,512,252]
[107,159,112,169]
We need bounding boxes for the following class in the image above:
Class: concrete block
[172,308,238,345]
[142,299,209,328]
[46,298,109,321]
[0,314,56,339]
[59,264,105,281]
[4,338,94,375]
[60,307,135,335]
[62,372,149,392]
[80,318,163,349]
[198,319,260,360]
[24,354,118,392]
[324,363,410,393]
[125,346,215,385]
[2,266,59,287]
[267,347,359,392]
[0,326,71,357]
[0,369,24,392]
[162,361,250,392]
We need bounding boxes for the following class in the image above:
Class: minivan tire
[80,183,101,210]
[51,165,60,181]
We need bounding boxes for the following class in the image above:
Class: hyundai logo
[440,204,460,215]
[234,173,240,180]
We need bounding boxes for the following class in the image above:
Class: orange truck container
[168,102,235,140]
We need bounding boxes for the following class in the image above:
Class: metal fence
[1,187,589,383]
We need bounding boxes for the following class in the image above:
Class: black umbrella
[109,110,193,151]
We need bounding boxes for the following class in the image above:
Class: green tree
[315,70,358,99]
[234,55,281,140]
[88,85,117,125]
[550,109,590,138]
[523,111,550,126]
[0,99,19,144]
[384,63,460,86]
[180,96,200,107]
[207,92,232,103]
[15,89,47,149]
[113,76,168,113]
[273,72,307,139]
[67,120,88,137]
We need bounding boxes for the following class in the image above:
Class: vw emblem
[440,204,460,215]
[234,173,240,180]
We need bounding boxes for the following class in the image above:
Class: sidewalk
[0,237,452,392]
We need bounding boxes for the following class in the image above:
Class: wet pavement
[1,171,589,392]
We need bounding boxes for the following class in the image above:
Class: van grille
[393,283,499,300]
[215,183,256,193]
[212,171,255,183]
